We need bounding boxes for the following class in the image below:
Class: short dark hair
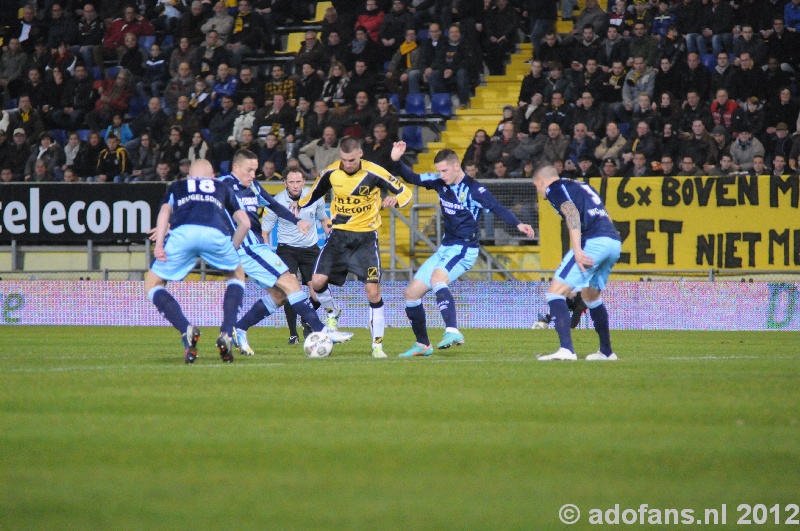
[434,149,459,164]
[233,148,258,165]
[339,136,361,153]
[284,165,306,179]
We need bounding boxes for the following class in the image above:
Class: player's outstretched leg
[433,282,464,349]
[538,293,577,361]
[287,290,353,343]
[399,299,433,357]
[233,293,280,356]
[584,298,617,361]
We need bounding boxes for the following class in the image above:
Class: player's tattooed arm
[560,201,594,271]
[560,201,581,231]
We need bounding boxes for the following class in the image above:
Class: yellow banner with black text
[539,175,800,271]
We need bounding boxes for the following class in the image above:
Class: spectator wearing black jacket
[483,0,517,75]
[598,25,629,68]
[71,3,105,68]
[234,66,265,106]
[429,24,472,108]
[194,30,230,79]
[518,60,547,107]
[176,1,208,47]
[225,0,266,67]
[95,134,131,182]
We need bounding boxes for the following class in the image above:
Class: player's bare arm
[231,210,251,249]
[154,204,173,261]
[560,201,594,271]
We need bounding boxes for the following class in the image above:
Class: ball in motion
[304,332,333,358]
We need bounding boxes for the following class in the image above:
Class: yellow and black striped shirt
[298,160,411,232]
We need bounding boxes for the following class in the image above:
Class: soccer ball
[304,331,333,358]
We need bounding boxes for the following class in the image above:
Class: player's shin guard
[433,282,457,330]
[405,299,429,346]
[150,287,190,335]
[546,294,574,353]
[370,299,385,343]
[221,279,245,335]
[236,294,278,330]
[287,291,325,332]
[587,299,612,355]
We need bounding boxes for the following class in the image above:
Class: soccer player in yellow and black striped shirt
[296,136,412,358]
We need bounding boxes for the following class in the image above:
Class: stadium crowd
[0,0,798,183]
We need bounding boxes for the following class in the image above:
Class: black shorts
[314,229,381,286]
[276,244,320,284]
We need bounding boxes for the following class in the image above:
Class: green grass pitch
[2,326,799,529]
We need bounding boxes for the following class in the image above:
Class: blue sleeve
[545,182,570,216]
[253,182,299,224]
[396,160,440,190]
[224,184,241,216]
[162,182,177,207]
[471,182,521,227]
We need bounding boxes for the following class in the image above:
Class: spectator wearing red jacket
[86,69,134,131]
[101,6,155,61]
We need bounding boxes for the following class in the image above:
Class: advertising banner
[0,183,167,243]
[539,175,800,271]
[0,280,797,330]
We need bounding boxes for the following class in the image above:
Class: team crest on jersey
[358,186,370,196]
[459,190,467,203]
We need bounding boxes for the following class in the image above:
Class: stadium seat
[128,97,149,115]
[220,160,231,174]
[5,98,17,110]
[50,129,67,146]
[276,32,313,55]
[106,66,121,79]
[417,28,429,40]
[405,93,426,116]
[201,128,211,141]
[138,35,156,52]
[77,129,90,141]
[90,66,102,80]
[162,35,173,47]
[305,1,332,22]
[617,122,630,138]
[431,93,452,117]
[700,54,715,72]
[388,93,400,109]
[401,126,424,151]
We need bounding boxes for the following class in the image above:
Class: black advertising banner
[0,183,168,243]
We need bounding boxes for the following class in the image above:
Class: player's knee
[277,271,301,293]
[430,269,449,285]
[311,277,328,293]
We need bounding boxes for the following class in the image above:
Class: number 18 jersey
[163,178,241,236]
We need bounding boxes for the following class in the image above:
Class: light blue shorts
[414,243,480,288]
[555,237,621,291]
[151,225,241,281]
[239,243,289,289]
